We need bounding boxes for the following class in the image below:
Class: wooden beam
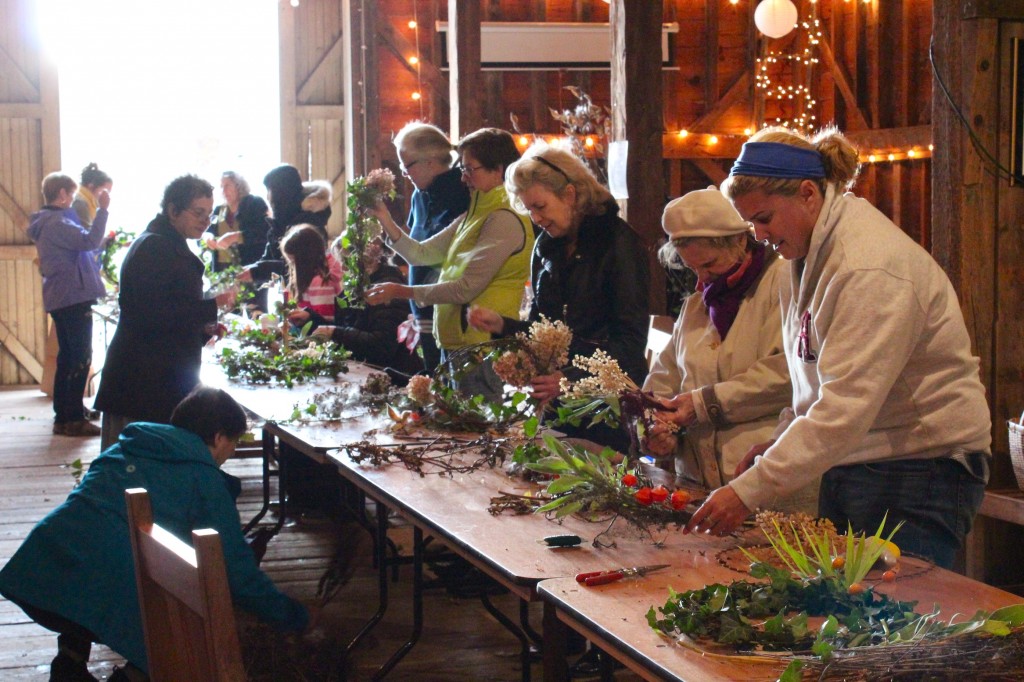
[688,73,752,133]
[0,43,39,102]
[279,1,298,165]
[610,0,666,315]
[844,125,932,152]
[963,0,1024,19]
[660,125,931,160]
[376,20,449,106]
[704,0,719,117]
[691,159,728,187]
[294,105,345,120]
[0,246,36,261]
[296,31,346,104]
[447,0,482,141]
[816,36,870,130]
[0,103,42,118]
[0,320,42,382]
[362,0,380,172]
[0,183,30,230]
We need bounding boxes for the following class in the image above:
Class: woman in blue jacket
[0,387,309,680]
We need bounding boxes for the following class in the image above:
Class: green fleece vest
[434,185,534,349]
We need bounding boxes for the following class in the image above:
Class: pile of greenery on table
[218,315,350,388]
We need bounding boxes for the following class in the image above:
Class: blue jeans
[50,301,95,424]
[818,454,987,569]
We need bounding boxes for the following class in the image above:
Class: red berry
[670,490,691,510]
[621,473,638,487]
[634,487,654,506]
[651,485,669,503]
[882,570,897,583]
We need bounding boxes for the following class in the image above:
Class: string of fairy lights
[293,0,928,166]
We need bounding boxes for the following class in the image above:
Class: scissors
[574,564,670,587]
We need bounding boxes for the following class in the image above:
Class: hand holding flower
[467,305,504,335]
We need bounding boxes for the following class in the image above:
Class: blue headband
[730,141,826,179]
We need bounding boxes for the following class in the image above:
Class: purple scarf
[699,242,767,340]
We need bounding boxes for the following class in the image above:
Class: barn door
[279,0,349,237]
[0,0,59,385]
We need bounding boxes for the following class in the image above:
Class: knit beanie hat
[662,186,751,239]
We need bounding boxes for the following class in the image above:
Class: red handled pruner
[574,563,670,587]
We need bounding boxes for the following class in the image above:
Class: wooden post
[610,0,666,315]
[447,0,482,141]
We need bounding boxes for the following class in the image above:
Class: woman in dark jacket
[94,175,235,449]
[288,240,422,383]
[468,144,650,449]
[204,171,269,271]
[241,164,332,288]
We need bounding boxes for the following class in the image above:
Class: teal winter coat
[0,423,308,672]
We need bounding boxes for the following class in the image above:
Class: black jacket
[95,214,218,422]
[306,263,422,383]
[249,183,332,283]
[504,201,650,385]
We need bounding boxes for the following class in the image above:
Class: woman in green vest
[367,128,534,399]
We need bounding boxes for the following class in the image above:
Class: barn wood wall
[0,0,58,386]
[371,1,934,244]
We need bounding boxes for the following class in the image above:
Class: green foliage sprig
[526,435,693,545]
[100,227,133,289]
[338,169,396,309]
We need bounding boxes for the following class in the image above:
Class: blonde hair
[505,144,613,218]
[722,125,861,200]
[393,121,456,167]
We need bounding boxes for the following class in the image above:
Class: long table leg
[242,426,284,535]
[542,601,570,682]
[372,525,424,679]
[344,499,392,661]
[481,593,532,682]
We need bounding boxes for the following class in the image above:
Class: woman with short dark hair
[95,175,236,448]
[0,387,308,681]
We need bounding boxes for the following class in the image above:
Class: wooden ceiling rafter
[817,37,869,130]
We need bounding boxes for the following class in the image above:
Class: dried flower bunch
[339,168,397,309]
[491,316,572,388]
[555,349,677,450]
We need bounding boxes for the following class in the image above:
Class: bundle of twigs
[795,625,1024,680]
[344,434,509,478]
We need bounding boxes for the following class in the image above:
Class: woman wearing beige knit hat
[642,186,816,514]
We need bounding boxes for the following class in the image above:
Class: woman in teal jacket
[0,388,308,680]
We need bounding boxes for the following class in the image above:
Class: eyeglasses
[186,207,214,222]
[457,163,485,176]
[399,159,420,175]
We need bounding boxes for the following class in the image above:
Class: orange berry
[634,487,654,506]
[670,490,691,510]
[848,583,866,595]
[651,485,669,503]
[831,556,845,570]
[882,570,897,583]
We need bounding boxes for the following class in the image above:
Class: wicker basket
[1010,418,1024,489]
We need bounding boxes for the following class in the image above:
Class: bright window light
[40,0,281,233]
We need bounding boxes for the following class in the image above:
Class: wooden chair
[646,314,675,369]
[125,488,245,681]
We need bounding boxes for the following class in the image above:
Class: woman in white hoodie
[686,126,990,569]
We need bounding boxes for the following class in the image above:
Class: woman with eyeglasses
[466,144,649,450]
[95,175,236,449]
[203,171,269,273]
[682,127,991,569]
[381,122,470,372]
[367,127,534,399]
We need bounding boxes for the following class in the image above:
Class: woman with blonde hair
[204,171,269,273]
[685,126,991,568]
[468,143,649,449]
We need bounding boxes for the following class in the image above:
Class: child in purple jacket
[27,172,110,436]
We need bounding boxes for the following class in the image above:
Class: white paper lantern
[754,0,798,39]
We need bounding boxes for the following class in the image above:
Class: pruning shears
[574,563,670,587]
